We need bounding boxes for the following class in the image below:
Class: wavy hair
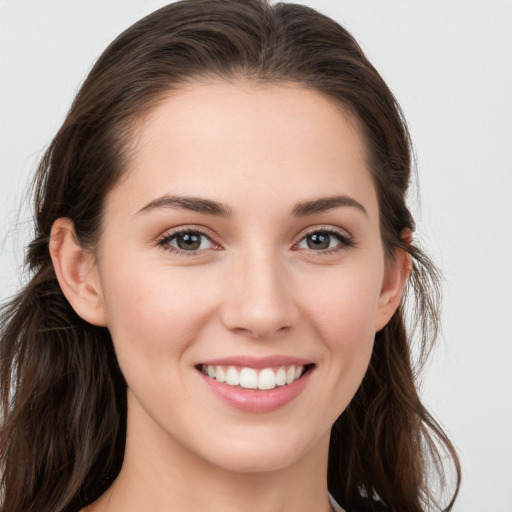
[0,1,460,511]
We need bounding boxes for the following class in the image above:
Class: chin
[194,429,323,475]
[208,451,301,474]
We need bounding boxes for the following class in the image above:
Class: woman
[0,1,460,511]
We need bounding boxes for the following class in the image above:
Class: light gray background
[1,1,511,511]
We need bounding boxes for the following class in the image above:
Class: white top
[329,493,347,512]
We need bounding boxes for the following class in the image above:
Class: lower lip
[199,369,313,413]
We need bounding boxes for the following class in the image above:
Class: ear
[374,239,411,332]
[49,218,107,326]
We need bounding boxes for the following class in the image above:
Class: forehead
[108,80,377,220]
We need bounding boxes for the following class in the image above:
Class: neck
[87,395,333,512]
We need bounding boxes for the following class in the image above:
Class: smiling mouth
[198,364,315,391]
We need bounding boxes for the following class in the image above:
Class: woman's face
[93,81,402,474]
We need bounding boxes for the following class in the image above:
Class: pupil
[178,233,201,250]
[307,233,330,250]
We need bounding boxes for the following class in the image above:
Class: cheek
[99,261,218,366]
[323,292,376,382]
[299,263,382,397]
[304,263,383,341]
[318,305,376,422]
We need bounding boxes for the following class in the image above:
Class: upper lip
[198,355,314,369]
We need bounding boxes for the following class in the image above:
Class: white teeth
[239,368,258,389]
[225,366,240,386]
[215,365,226,383]
[275,367,287,386]
[202,364,308,390]
[258,368,276,390]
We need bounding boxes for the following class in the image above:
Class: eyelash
[157,226,220,257]
[156,225,355,257]
[293,226,355,255]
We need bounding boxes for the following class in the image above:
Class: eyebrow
[136,195,233,217]
[136,193,367,218]
[291,195,368,217]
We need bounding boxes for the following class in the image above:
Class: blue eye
[296,230,353,251]
[161,230,214,252]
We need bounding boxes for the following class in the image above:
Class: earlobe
[374,245,411,332]
[49,218,107,327]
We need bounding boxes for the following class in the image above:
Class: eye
[158,229,216,254]
[295,229,353,252]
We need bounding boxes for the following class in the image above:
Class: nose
[219,249,299,339]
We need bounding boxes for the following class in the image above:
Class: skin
[50,81,408,512]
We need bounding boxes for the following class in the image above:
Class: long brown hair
[0,1,460,511]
